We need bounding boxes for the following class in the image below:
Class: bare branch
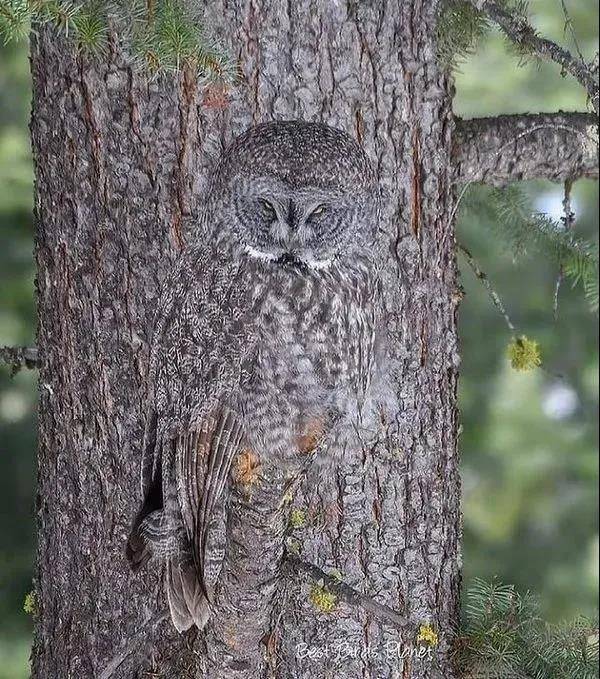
[470,0,599,111]
[553,179,575,319]
[458,244,517,334]
[286,552,410,631]
[559,0,585,66]
[0,346,40,374]
[454,112,599,186]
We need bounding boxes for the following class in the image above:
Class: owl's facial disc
[233,180,360,272]
[210,122,378,270]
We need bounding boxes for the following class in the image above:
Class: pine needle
[0,0,236,80]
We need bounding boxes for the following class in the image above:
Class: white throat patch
[243,244,278,263]
[243,245,332,271]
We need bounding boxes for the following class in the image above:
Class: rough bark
[30,2,460,678]
[454,112,599,187]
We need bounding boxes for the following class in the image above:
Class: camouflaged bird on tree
[21,1,598,677]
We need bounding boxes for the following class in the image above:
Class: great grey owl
[126,120,390,632]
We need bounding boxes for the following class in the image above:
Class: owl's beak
[285,200,300,232]
[276,252,308,274]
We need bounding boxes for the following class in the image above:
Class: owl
[126,120,390,632]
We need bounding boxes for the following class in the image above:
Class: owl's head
[207,121,379,272]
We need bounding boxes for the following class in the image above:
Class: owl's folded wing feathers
[175,407,244,595]
[128,244,257,630]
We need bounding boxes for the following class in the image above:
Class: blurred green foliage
[454,0,599,627]
[0,1,598,676]
[0,28,36,679]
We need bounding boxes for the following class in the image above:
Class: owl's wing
[127,243,257,629]
[157,406,246,631]
[174,408,244,587]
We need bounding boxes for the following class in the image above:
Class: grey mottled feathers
[176,409,244,589]
[126,121,387,634]
[128,243,258,630]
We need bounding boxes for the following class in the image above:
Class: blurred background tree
[0,25,37,677]
[0,1,597,676]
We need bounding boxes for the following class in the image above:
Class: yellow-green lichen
[507,336,542,371]
[290,508,306,529]
[286,538,301,554]
[309,583,337,614]
[417,623,438,647]
[23,591,37,617]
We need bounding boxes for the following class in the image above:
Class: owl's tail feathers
[166,559,211,632]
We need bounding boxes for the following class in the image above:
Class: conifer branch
[553,179,574,319]
[468,0,599,111]
[0,0,237,81]
[460,182,599,313]
[456,579,599,679]
[0,346,39,374]
[458,244,517,334]
[559,0,585,66]
[454,112,599,186]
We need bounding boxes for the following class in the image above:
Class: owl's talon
[138,510,187,561]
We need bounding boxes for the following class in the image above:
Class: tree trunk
[30,2,460,677]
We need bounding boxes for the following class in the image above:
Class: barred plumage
[126,121,391,631]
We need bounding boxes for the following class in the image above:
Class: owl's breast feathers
[128,242,381,631]
[252,255,379,395]
[147,241,378,435]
